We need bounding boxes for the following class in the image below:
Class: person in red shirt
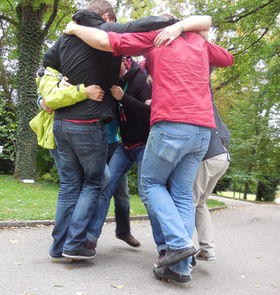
[63,16,233,283]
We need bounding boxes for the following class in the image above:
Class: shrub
[0,102,17,174]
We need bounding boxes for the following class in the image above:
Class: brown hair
[86,0,117,22]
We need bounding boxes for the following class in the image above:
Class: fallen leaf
[10,240,18,244]
[13,262,21,265]
[111,285,124,289]
[65,267,73,270]
[54,284,64,288]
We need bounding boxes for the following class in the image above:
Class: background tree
[187,0,280,200]
[0,0,77,179]
[0,0,279,200]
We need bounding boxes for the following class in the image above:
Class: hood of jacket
[72,9,104,28]
[120,57,142,86]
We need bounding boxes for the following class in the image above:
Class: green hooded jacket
[29,67,87,149]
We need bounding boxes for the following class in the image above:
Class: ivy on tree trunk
[14,3,46,180]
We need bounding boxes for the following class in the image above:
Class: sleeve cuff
[78,84,87,99]
[108,32,122,56]
[37,95,42,107]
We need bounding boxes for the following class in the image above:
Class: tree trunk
[256,181,262,201]
[14,3,45,180]
[243,181,249,200]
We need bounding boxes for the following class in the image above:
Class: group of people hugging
[30,0,233,284]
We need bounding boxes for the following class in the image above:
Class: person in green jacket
[30,66,103,150]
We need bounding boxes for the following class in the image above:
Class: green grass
[0,174,224,221]
[218,191,256,201]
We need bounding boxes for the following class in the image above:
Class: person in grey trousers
[193,68,230,261]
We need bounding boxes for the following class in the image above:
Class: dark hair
[86,0,117,22]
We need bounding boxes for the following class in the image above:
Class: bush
[213,176,231,194]
[256,180,276,202]
[127,164,138,194]
[36,147,59,183]
[0,102,17,174]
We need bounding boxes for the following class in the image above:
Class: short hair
[159,14,174,20]
[86,0,117,22]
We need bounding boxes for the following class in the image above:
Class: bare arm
[64,21,113,52]
[154,15,212,47]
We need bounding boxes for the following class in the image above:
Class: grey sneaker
[62,245,96,260]
[153,266,191,283]
[196,250,216,261]
[154,249,166,267]
[158,246,197,267]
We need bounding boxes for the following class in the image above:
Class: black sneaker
[85,239,97,249]
[153,266,191,283]
[158,246,197,267]
[62,245,96,260]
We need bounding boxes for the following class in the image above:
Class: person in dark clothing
[43,0,176,260]
[86,57,166,255]
[193,68,230,261]
[105,117,140,248]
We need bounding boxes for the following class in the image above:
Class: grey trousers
[193,152,229,256]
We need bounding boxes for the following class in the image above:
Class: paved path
[1,197,279,295]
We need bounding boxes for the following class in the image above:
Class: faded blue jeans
[87,144,166,251]
[107,142,130,237]
[50,120,107,256]
[141,121,210,274]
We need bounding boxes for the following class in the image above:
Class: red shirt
[108,31,234,128]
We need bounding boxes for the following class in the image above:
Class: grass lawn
[0,174,225,221]
[218,191,256,201]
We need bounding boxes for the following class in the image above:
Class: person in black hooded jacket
[44,0,175,261]
[86,57,167,257]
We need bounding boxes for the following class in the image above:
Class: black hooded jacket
[117,58,151,144]
[42,10,175,122]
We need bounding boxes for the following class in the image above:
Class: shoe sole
[196,256,216,261]
[116,236,141,248]
[62,252,97,260]
[159,247,198,267]
[153,267,191,283]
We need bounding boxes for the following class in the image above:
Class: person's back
[43,10,120,121]
[107,30,233,128]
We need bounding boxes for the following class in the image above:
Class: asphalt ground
[1,197,279,295]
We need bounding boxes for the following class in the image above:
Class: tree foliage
[0,0,279,199]
[0,0,78,179]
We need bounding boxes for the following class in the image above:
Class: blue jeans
[107,142,130,237]
[87,144,166,251]
[49,149,60,174]
[50,120,107,256]
[141,121,210,274]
